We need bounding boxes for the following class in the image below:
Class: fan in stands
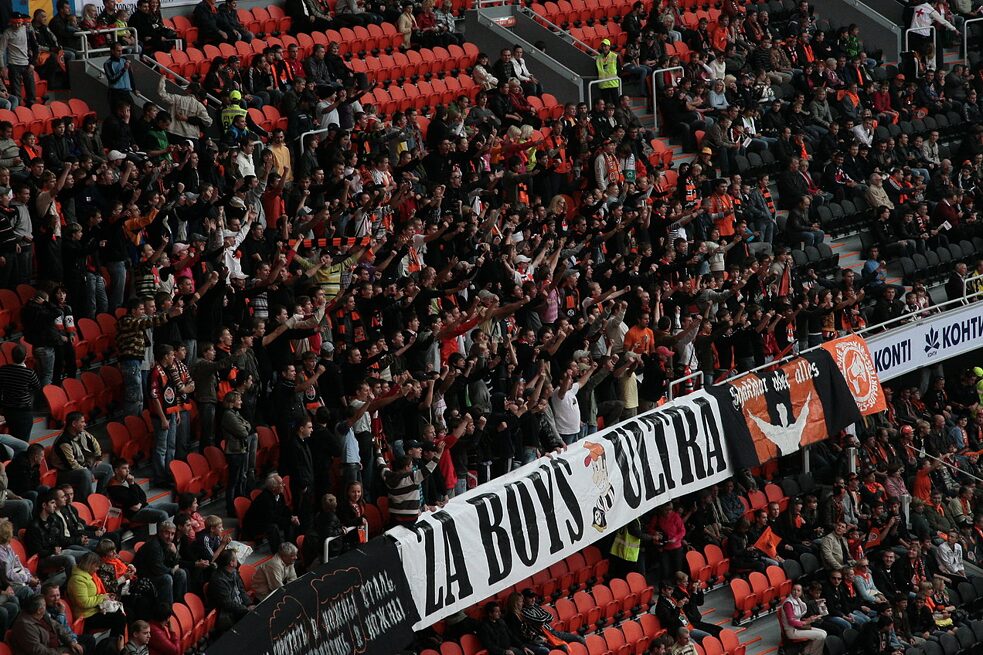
[1,0,983,651]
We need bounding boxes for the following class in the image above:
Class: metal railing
[718,285,983,389]
[668,369,703,400]
[517,5,598,56]
[961,271,983,300]
[78,26,139,58]
[142,55,221,105]
[650,66,684,132]
[916,446,983,486]
[300,127,330,153]
[904,25,935,52]
[585,77,622,109]
[964,17,983,65]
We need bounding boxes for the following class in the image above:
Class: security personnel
[220,90,248,131]
[595,38,620,104]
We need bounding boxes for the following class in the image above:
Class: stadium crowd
[0,0,980,652]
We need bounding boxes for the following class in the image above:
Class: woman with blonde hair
[67,552,127,636]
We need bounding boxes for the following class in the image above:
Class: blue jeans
[560,433,580,446]
[121,359,143,417]
[0,434,28,456]
[795,230,825,246]
[756,218,776,243]
[33,346,55,387]
[85,272,108,319]
[152,414,177,485]
[106,260,127,310]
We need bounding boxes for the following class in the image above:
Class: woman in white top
[472,52,499,91]
[780,584,827,655]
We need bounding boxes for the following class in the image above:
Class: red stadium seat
[687,550,712,586]
[766,565,792,598]
[719,629,747,655]
[729,579,759,622]
[749,571,776,609]
[43,384,78,427]
[704,544,730,583]
[62,377,96,419]
[170,460,203,496]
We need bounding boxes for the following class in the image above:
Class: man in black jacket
[476,602,523,655]
[21,289,62,387]
[242,474,298,551]
[777,157,810,210]
[207,549,253,632]
[24,490,84,583]
[132,520,188,606]
[283,418,315,528]
[127,0,176,55]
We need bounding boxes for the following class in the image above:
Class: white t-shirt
[551,382,581,435]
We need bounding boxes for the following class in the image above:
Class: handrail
[668,369,703,400]
[475,8,587,92]
[914,446,983,486]
[717,285,983,387]
[961,271,983,302]
[964,17,983,65]
[77,26,139,59]
[300,127,330,152]
[904,25,935,52]
[142,55,221,105]
[585,78,622,110]
[516,5,598,56]
[650,66,684,132]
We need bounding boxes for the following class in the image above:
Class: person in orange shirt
[623,313,656,355]
[912,457,940,504]
[711,15,730,53]
[706,178,736,237]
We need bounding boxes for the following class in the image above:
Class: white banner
[388,391,734,629]
[865,300,983,381]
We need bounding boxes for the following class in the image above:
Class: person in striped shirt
[376,439,444,524]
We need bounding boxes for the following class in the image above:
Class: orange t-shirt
[623,326,655,354]
[913,468,932,503]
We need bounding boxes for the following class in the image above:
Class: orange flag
[754,527,782,559]
[821,335,887,415]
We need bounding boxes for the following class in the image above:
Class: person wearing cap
[220,90,249,132]
[595,38,620,104]
[376,437,444,524]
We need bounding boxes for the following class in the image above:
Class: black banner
[708,349,860,469]
[207,538,419,655]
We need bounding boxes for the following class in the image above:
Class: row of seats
[41,365,122,427]
[424,623,747,655]
[349,44,480,81]
[361,76,484,115]
[163,18,406,58]
[900,242,983,285]
[568,23,630,51]
[730,565,794,623]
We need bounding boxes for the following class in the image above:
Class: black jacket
[21,300,61,347]
[207,567,250,625]
[25,514,69,558]
[133,535,180,578]
[243,489,292,538]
